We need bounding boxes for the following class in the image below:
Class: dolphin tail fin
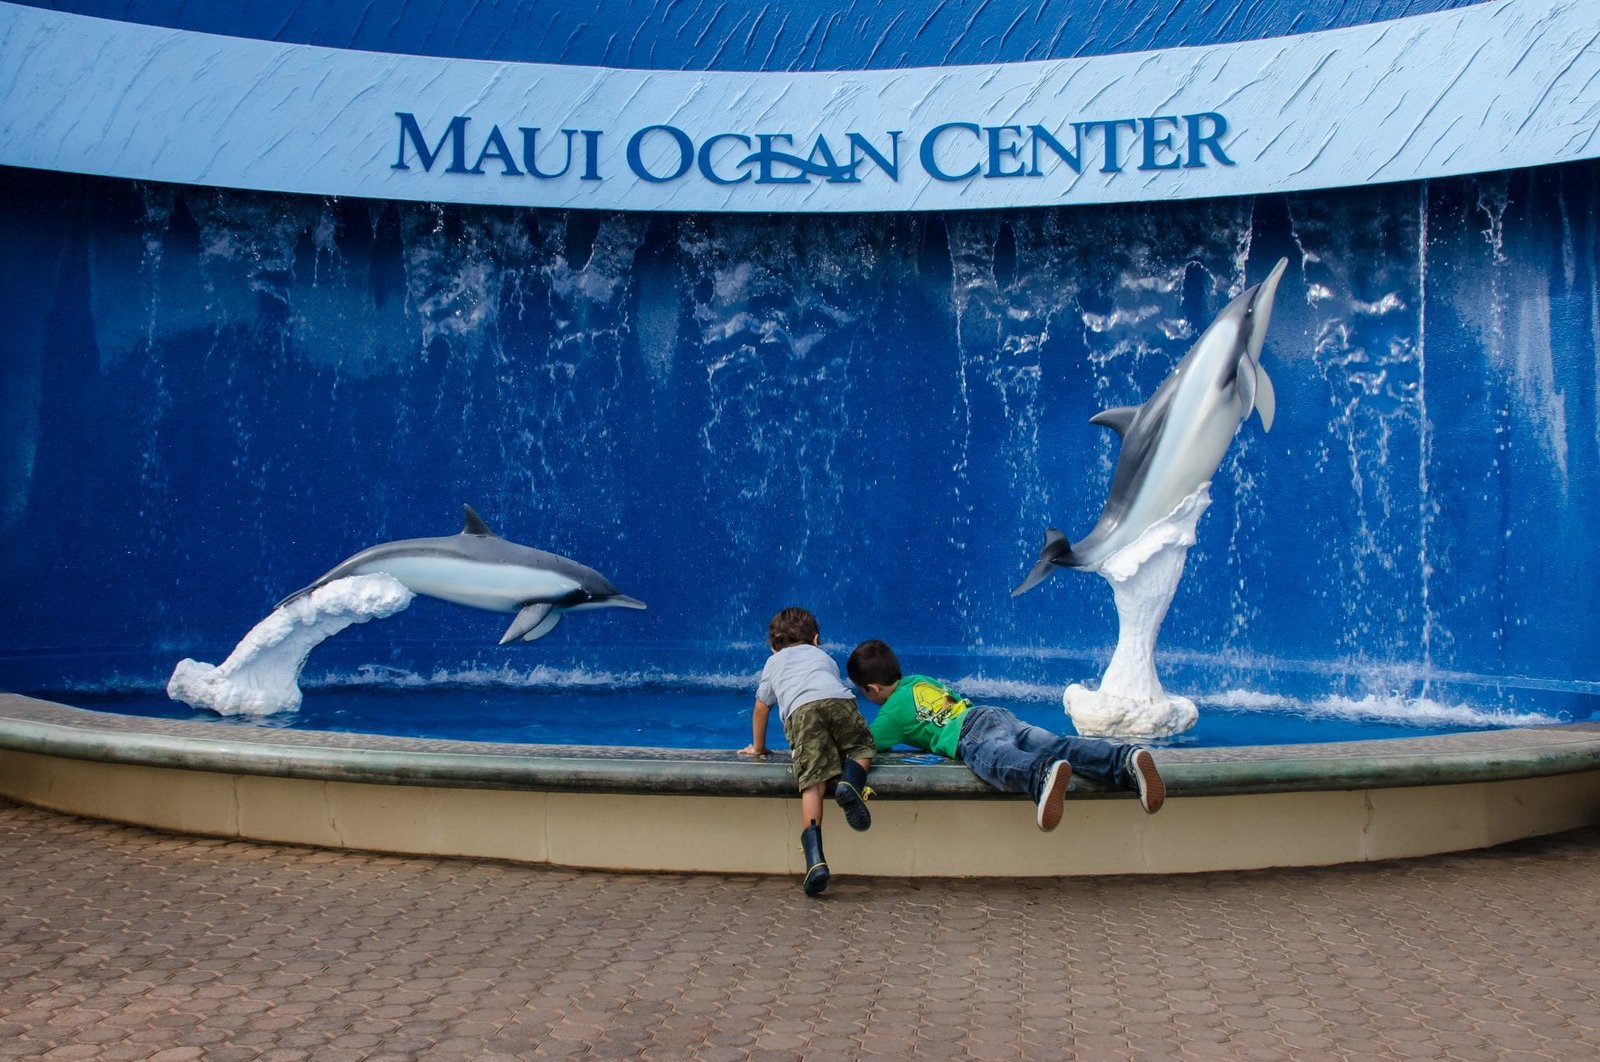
[462,505,498,537]
[1012,528,1072,597]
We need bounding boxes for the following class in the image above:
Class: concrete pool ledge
[3,693,1600,876]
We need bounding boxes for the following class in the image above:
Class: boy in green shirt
[846,639,1164,831]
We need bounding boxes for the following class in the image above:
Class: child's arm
[738,699,773,756]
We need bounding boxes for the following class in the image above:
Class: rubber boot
[800,820,829,896]
[835,759,874,832]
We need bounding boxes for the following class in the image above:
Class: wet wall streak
[0,161,1595,692]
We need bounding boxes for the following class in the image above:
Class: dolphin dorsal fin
[1089,406,1139,437]
[461,505,498,537]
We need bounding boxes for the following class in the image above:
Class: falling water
[1,162,1597,726]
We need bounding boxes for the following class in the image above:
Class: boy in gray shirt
[739,606,875,896]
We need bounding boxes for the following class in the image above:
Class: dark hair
[768,606,820,651]
[846,639,901,688]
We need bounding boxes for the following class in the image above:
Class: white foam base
[1064,486,1210,739]
[167,574,414,716]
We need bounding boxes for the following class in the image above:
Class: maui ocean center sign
[391,113,1235,189]
[1,0,1597,212]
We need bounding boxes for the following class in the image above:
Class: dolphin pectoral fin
[1012,528,1071,597]
[1089,406,1140,437]
[462,505,498,538]
[520,609,564,642]
[1235,356,1258,422]
[500,603,554,645]
[1253,361,1277,432]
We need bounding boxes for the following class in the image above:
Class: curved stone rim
[5,692,1599,800]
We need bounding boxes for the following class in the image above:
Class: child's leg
[799,818,829,896]
[800,782,830,896]
[957,707,1054,796]
[1041,735,1133,787]
[835,755,873,831]
[801,781,826,826]
[832,702,877,832]
[958,709,1071,831]
[783,704,834,824]
[1044,735,1165,813]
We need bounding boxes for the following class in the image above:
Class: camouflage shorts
[782,698,876,792]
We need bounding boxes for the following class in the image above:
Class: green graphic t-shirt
[868,674,970,760]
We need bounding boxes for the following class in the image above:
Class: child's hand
[738,744,769,757]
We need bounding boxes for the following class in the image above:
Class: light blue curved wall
[0,0,1596,715]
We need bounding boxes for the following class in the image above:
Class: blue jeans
[954,706,1134,800]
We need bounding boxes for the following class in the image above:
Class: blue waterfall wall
[1,161,1596,710]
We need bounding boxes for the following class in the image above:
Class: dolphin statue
[276,505,646,643]
[1013,256,1289,594]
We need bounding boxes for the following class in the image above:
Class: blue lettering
[627,125,694,183]
[985,125,1027,179]
[1075,119,1139,173]
[1139,116,1183,171]
[698,133,752,185]
[1185,112,1234,168]
[920,123,982,182]
[807,136,844,182]
[1027,124,1081,176]
[581,130,602,181]
[469,125,521,176]
[746,134,853,184]
[518,128,577,179]
[754,134,808,184]
[393,113,471,173]
[844,132,901,182]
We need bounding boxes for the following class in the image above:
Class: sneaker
[1128,748,1165,814]
[1036,759,1071,832]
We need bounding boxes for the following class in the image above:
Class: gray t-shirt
[756,644,853,722]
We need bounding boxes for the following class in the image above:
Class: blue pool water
[34,668,1574,751]
[3,639,1587,745]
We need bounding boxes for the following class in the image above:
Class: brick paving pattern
[2,796,1598,1060]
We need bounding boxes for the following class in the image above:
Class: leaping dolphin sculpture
[1014,256,1289,594]
[276,505,646,643]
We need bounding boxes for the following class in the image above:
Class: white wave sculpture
[167,573,414,715]
[1062,488,1208,738]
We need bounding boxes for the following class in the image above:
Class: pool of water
[5,645,1589,750]
[36,681,1568,751]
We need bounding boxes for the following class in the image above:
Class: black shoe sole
[836,783,872,832]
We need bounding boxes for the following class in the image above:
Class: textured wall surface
[6,2,1595,211]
